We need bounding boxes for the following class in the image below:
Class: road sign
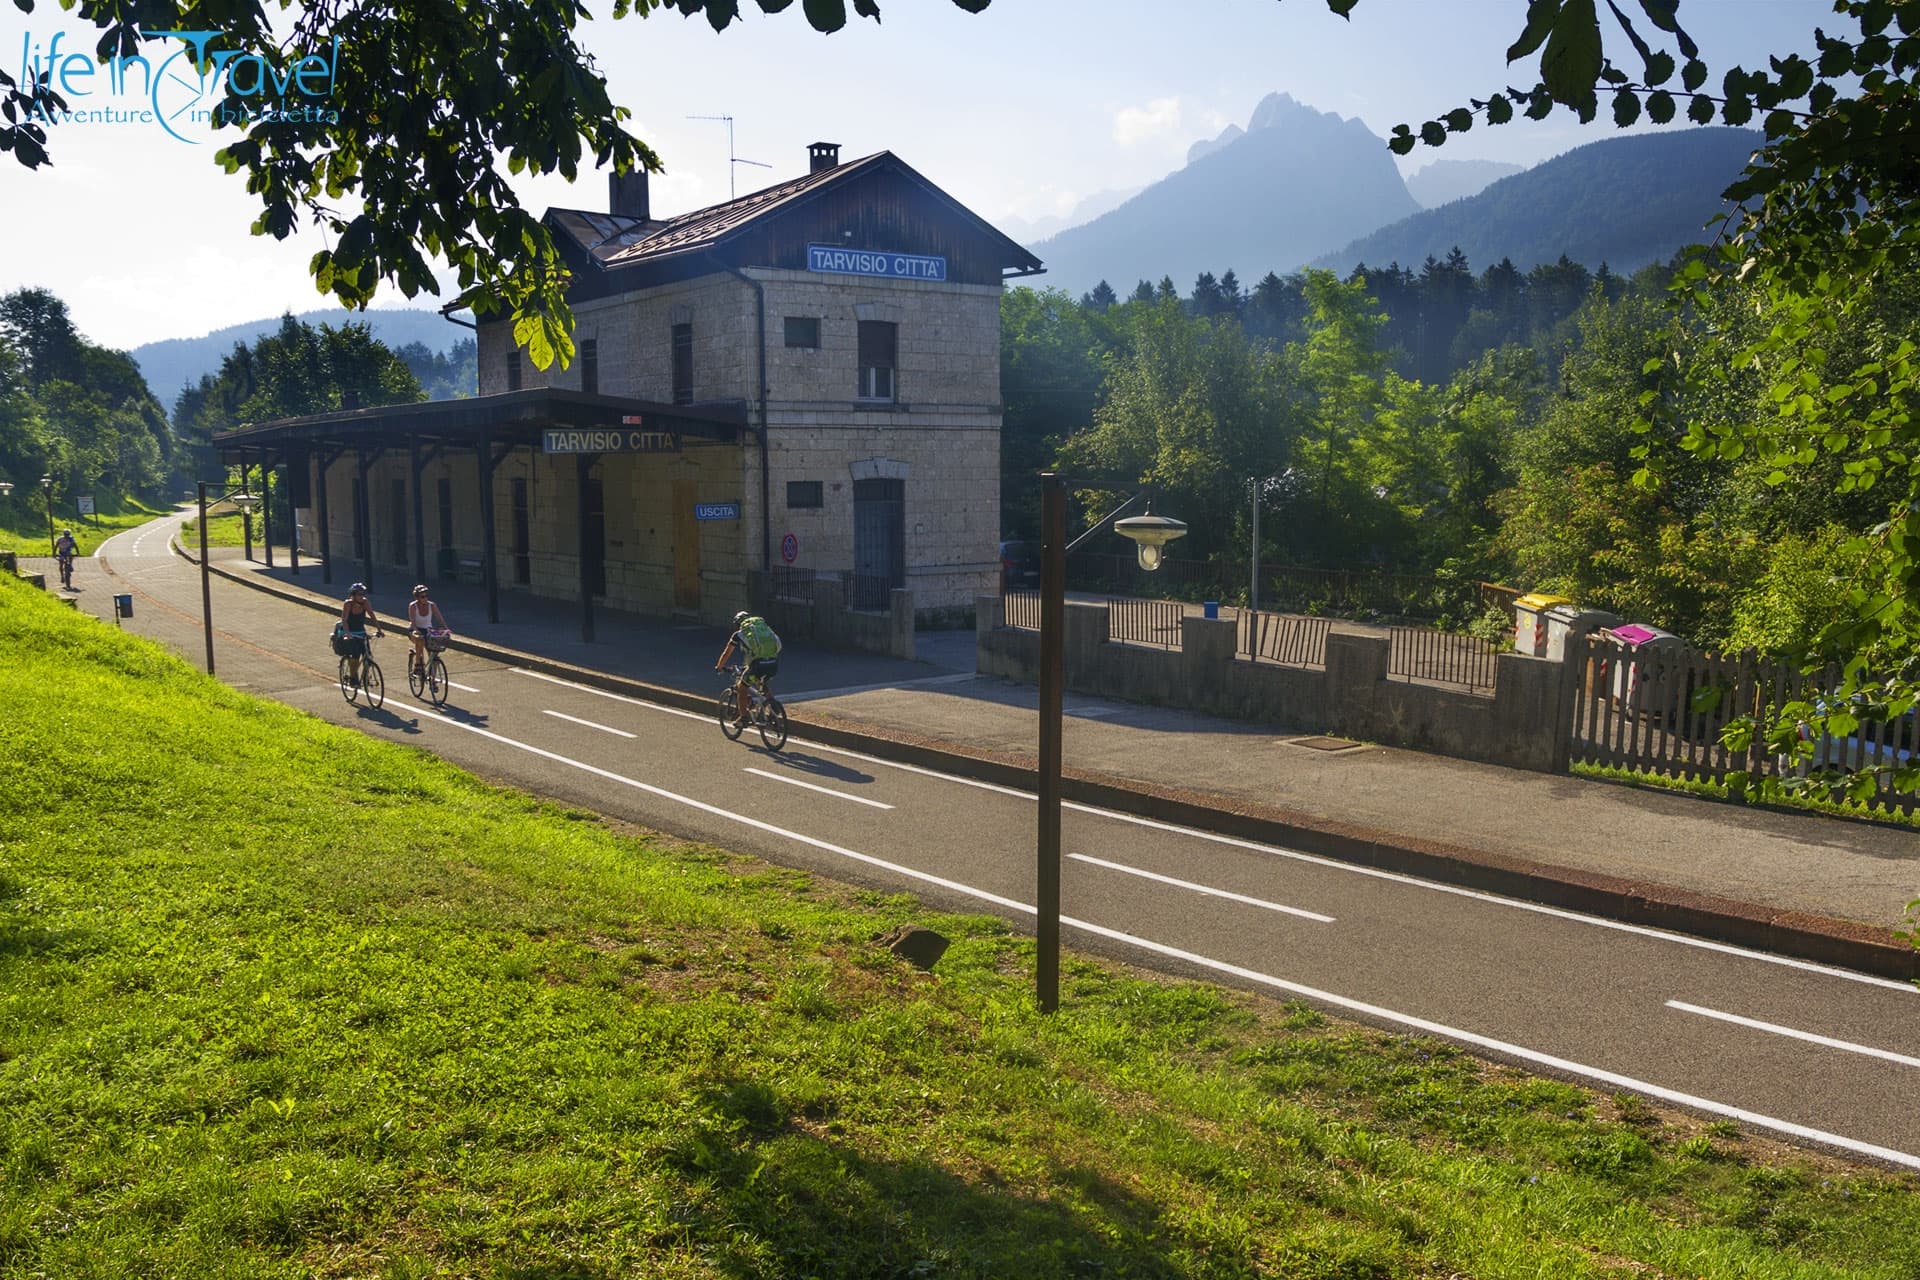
[781,533,798,564]
[76,495,95,516]
[693,502,740,522]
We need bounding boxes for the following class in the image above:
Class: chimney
[609,170,650,220]
[808,142,840,174]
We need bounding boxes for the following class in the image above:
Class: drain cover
[1287,736,1365,753]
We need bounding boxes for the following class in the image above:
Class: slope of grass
[0,494,169,557]
[3,572,1920,1278]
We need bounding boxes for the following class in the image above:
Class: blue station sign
[807,244,947,282]
[693,502,740,522]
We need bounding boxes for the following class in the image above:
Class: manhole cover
[1287,736,1366,753]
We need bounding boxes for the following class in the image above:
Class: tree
[1081,281,1119,312]
[999,289,1115,538]
[1,0,995,372]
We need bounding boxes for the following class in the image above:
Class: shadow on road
[756,751,875,785]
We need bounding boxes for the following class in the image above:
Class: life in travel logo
[15,29,343,143]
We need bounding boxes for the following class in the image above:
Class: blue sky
[0,0,1839,351]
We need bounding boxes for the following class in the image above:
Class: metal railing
[768,566,816,604]
[1107,598,1185,648]
[1065,551,1507,627]
[1388,626,1500,693]
[1003,590,1042,630]
[848,572,897,613]
[1238,611,1332,668]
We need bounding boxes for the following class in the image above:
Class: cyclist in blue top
[715,610,781,728]
[338,583,385,686]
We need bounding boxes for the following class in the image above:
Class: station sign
[541,427,681,454]
[806,244,947,281]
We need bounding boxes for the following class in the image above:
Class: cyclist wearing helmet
[337,583,384,685]
[715,609,781,727]
[405,584,450,675]
[52,527,77,588]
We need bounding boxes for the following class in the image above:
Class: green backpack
[739,616,780,660]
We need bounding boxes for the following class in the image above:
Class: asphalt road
[52,512,1920,1172]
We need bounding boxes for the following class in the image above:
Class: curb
[178,539,1920,983]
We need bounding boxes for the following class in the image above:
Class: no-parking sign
[780,533,798,564]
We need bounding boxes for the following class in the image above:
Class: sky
[0,0,1842,353]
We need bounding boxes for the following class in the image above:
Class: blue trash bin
[114,593,133,618]
[1203,600,1219,619]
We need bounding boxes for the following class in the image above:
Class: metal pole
[44,480,55,553]
[578,453,596,644]
[198,482,215,675]
[1250,478,1260,619]
[241,457,254,562]
[262,460,275,570]
[1036,472,1066,1013]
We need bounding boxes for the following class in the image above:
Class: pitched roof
[545,151,1043,276]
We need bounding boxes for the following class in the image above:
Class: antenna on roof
[687,114,771,200]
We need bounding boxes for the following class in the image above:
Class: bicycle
[56,551,73,590]
[719,663,787,750]
[338,634,386,709]
[408,627,451,707]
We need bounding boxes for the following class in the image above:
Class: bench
[455,556,485,585]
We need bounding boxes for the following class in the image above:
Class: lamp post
[1247,474,1284,619]
[197,480,260,675]
[1035,472,1185,1012]
[42,474,54,554]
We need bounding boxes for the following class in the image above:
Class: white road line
[395,698,1920,1170]
[498,667,1914,992]
[415,706,1028,913]
[510,667,710,721]
[543,709,637,739]
[744,767,895,809]
[1069,853,1334,922]
[447,680,481,693]
[782,671,982,703]
[1667,1001,1920,1069]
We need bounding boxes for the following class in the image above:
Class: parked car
[1777,693,1918,788]
[999,539,1040,591]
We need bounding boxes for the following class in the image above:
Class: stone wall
[749,571,914,661]
[977,597,1564,773]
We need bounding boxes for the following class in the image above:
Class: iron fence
[1388,626,1500,694]
[1003,590,1042,631]
[1107,598,1185,648]
[848,572,897,613]
[1065,551,1504,627]
[1237,611,1332,668]
[768,566,817,604]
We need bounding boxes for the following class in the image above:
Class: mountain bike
[408,627,451,707]
[56,550,74,590]
[719,663,787,751]
[338,634,386,709]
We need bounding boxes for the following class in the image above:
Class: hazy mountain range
[1028,89,1760,296]
[1315,128,1761,276]
[131,307,474,408]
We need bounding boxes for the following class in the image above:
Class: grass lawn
[0,496,170,558]
[4,572,1920,1278]
[177,510,260,550]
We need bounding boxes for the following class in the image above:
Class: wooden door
[672,479,700,609]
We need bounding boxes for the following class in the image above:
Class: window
[857,320,896,401]
[786,480,823,509]
[671,323,693,405]
[506,349,522,391]
[580,339,598,394]
[783,316,820,349]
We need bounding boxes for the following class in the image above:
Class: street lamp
[1034,473,1185,1013]
[1245,474,1284,618]
[0,480,13,499]
[197,480,260,675]
[41,475,54,554]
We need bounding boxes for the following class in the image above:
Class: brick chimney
[808,142,840,174]
[609,171,650,219]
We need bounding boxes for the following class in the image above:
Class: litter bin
[1542,604,1619,662]
[1512,591,1572,656]
[1203,600,1219,620]
[1602,623,1685,711]
[113,593,133,619]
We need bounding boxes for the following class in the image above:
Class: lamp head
[232,491,260,516]
[1113,512,1187,572]
[0,481,12,497]
[40,475,52,490]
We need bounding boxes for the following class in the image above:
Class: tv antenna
[687,114,770,200]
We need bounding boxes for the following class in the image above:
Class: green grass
[177,510,256,550]
[6,572,1920,1278]
[0,495,169,558]
[1572,761,1920,831]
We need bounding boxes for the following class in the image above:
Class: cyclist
[53,527,77,587]
[715,609,781,728]
[337,583,384,686]
[405,584,451,676]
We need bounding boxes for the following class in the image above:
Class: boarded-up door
[672,479,700,609]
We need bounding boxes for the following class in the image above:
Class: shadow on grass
[669,1075,1224,1279]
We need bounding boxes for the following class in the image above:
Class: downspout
[708,253,771,570]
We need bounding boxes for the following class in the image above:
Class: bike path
[130,526,1920,979]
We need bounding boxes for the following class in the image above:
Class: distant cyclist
[53,528,76,587]
[337,583,384,686]
[715,609,782,728]
[405,584,450,676]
